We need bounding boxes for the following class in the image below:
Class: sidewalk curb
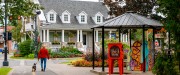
[8,68,14,75]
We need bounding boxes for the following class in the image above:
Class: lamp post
[34,10,41,58]
[3,0,9,66]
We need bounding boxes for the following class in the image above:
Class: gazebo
[91,11,163,74]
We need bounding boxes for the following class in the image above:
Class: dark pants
[41,58,47,71]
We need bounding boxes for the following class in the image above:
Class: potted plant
[52,40,60,45]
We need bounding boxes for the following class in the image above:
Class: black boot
[41,69,44,71]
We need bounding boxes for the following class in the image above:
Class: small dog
[32,63,37,72]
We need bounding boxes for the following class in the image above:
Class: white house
[35,0,129,52]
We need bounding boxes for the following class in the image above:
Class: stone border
[8,67,14,75]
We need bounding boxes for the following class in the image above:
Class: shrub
[18,40,33,56]
[47,48,52,56]
[71,59,120,67]
[69,48,82,54]
[84,52,101,61]
[13,50,22,57]
[27,54,34,58]
[152,52,178,75]
[72,58,126,67]
[49,47,83,58]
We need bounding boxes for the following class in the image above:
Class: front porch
[40,29,129,52]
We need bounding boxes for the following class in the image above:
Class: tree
[104,0,156,17]
[0,0,43,43]
[11,21,22,43]
[0,0,42,26]
[156,0,180,72]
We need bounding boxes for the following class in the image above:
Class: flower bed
[71,58,127,67]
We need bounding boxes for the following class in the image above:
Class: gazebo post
[92,28,95,69]
[118,27,121,42]
[143,25,146,72]
[168,31,171,58]
[152,27,155,65]
[102,26,105,72]
[130,29,131,49]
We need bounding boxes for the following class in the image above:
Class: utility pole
[34,10,41,58]
[3,0,9,66]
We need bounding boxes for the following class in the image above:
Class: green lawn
[58,57,83,64]
[0,67,12,75]
[10,56,34,59]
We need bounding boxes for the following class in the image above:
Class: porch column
[47,29,49,42]
[121,33,123,42]
[109,30,112,39]
[40,30,42,42]
[77,30,79,42]
[62,30,64,42]
[80,30,83,42]
[126,33,128,42]
[43,29,46,42]
[96,30,98,42]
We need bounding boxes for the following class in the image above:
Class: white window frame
[95,12,103,24]
[50,14,54,21]
[97,16,101,23]
[62,10,71,23]
[64,14,69,22]
[81,15,85,22]
[47,10,57,23]
[79,11,87,24]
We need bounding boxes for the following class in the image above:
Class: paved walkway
[8,59,96,75]
[0,54,154,75]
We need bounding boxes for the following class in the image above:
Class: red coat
[38,47,49,59]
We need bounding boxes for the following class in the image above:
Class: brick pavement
[0,54,154,75]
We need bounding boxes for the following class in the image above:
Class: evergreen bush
[18,40,32,56]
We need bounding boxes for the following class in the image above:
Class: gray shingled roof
[93,12,163,28]
[39,0,109,30]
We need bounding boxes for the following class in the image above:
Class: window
[31,25,34,29]
[81,15,85,22]
[64,15,69,21]
[97,16,101,23]
[50,14,54,21]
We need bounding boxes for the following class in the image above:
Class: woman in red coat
[38,45,49,72]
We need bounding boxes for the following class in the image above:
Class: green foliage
[50,47,83,58]
[157,0,180,71]
[152,53,178,75]
[0,0,43,26]
[122,43,130,50]
[84,52,101,61]
[11,23,22,43]
[0,67,12,75]
[26,53,34,58]
[131,29,142,41]
[101,39,130,50]
[18,40,32,56]
[47,48,52,56]
[104,0,155,17]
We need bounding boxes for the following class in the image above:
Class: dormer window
[78,11,87,24]
[64,14,69,21]
[94,12,103,24]
[81,15,85,22]
[50,14,54,21]
[61,10,71,23]
[47,10,57,23]
[97,16,101,23]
